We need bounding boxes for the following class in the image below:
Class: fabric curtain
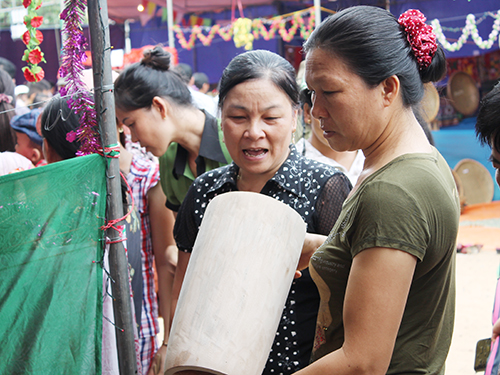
[0,154,107,374]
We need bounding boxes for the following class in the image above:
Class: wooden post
[86,0,138,373]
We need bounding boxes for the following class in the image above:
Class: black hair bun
[141,45,171,72]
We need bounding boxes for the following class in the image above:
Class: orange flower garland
[217,24,233,41]
[278,14,300,42]
[21,0,46,82]
[196,24,220,46]
[299,11,315,40]
[173,24,197,49]
[252,18,280,40]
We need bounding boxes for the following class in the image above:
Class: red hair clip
[398,9,438,70]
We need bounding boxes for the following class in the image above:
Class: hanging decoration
[169,7,499,53]
[233,18,254,50]
[21,0,46,82]
[172,7,315,51]
[431,10,500,52]
[252,18,280,41]
[59,0,100,155]
[278,13,299,42]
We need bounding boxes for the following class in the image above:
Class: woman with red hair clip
[294,6,459,375]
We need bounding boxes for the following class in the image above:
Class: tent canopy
[108,0,302,23]
[108,0,499,25]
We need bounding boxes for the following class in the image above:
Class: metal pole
[124,19,131,54]
[167,0,174,48]
[86,0,138,373]
[314,0,321,29]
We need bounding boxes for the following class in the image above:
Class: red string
[101,171,135,233]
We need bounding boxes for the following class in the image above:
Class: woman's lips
[243,148,268,158]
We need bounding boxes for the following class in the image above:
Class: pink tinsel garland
[59,0,100,155]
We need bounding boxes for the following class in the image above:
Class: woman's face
[303,102,329,149]
[115,101,171,157]
[221,78,297,181]
[305,48,385,152]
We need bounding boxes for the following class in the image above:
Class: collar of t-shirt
[173,110,227,179]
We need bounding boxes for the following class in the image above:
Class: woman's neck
[172,107,205,157]
[362,110,432,175]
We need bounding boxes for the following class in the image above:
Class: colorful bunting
[168,6,500,53]
[172,7,316,51]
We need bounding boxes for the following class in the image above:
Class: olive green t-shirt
[310,147,460,374]
[158,112,231,212]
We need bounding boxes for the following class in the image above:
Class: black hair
[0,69,16,152]
[41,95,82,160]
[0,103,16,152]
[0,57,16,79]
[218,49,299,110]
[172,63,193,84]
[27,79,51,97]
[0,69,15,106]
[303,6,446,109]
[193,72,209,90]
[299,88,312,109]
[476,81,500,152]
[114,45,192,111]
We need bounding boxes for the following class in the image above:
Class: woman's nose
[244,121,265,139]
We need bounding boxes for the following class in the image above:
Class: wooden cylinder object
[165,191,307,375]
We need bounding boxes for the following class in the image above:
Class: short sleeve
[314,172,352,235]
[173,183,198,252]
[350,180,430,260]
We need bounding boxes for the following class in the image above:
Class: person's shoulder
[298,154,344,177]
[131,154,158,172]
[130,154,159,179]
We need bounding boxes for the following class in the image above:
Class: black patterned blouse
[174,144,352,375]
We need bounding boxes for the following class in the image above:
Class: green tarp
[0,154,107,374]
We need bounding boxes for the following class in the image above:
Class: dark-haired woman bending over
[114,46,231,374]
[114,46,231,213]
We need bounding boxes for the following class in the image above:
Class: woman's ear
[152,96,169,120]
[381,75,400,107]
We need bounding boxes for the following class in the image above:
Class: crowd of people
[1,4,500,375]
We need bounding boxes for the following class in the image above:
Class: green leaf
[21,49,30,61]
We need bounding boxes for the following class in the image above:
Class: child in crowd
[10,108,46,167]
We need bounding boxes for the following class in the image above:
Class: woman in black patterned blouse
[172,50,351,375]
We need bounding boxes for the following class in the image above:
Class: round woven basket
[454,159,494,205]
[446,71,480,116]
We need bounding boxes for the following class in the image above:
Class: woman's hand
[295,233,327,278]
[147,344,168,375]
